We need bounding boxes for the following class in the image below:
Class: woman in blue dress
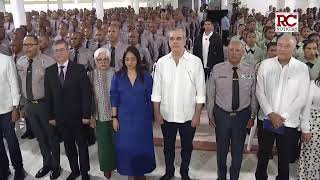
[110,46,155,180]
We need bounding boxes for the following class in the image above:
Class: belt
[26,98,45,104]
[216,105,250,117]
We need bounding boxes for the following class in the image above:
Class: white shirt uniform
[256,56,310,128]
[0,53,20,114]
[151,50,206,123]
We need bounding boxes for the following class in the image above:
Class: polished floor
[5,111,298,180]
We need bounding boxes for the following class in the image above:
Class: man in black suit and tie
[193,19,224,80]
[44,40,92,180]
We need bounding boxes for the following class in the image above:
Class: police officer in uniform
[16,35,61,179]
[206,40,257,180]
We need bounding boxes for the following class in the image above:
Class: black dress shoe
[4,169,11,180]
[35,166,51,178]
[50,167,61,179]
[21,132,30,139]
[181,174,191,180]
[28,133,35,139]
[160,173,174,180]
[14,169,25,180]
[81,173,90,180]
[66,171,80,180]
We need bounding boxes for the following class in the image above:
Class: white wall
[241,0,276,14]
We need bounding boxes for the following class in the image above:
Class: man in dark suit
[44,40,92,180]
[193,19,224,80]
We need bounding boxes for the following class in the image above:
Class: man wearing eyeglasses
[152,28,206,180]
[16,35,61,179]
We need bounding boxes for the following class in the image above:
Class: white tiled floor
[8,110,298,180]
[6,124,298,180]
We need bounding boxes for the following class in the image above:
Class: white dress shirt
[300,81,320,133]
[58,60,69,79]
[221,16,230,31]
[202,32,213,68]
[151,50,206,123]
[0,53,21,114]
[256,56,310,129]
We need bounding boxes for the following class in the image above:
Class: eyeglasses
[53,48,68,53]
[23,43,38,48]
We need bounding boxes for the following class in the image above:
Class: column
[10,0,26,26]
[0,0,6,12]
[277,0,285,10]
[192,0,195,11]
[57,0,63,9]
[125,0,133,7]
[133,0,139,14]
[96,0,104,20]
[172,0,178,9]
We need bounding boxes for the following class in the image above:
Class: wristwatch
[111,115,117,119]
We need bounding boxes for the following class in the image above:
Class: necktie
[86,40,89,49]
[73,50,78,63]
[8,23,10,30]
[110,47,115,67]
[162,28,165,36]
[54,21,57,31]
[13,55,17,64]
[246,48,254,54]
[232,67,239,111]
[59,66,65,86]
[306,62,314,69]
[26,59,34,100]
[98,43,101,48]
[296,44,300,49]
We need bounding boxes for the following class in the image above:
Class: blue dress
[110,71,156,176]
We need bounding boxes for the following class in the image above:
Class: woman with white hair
[89,48,116,179]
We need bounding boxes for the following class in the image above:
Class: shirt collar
[275,56,295,67]
[226,61,241,70]
[203,31,213,38]
[245,44,256,51]
[169,49,189,62]
[57,60,69,67]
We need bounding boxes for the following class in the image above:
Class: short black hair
[24,35,39,44]
[267,42,277,51]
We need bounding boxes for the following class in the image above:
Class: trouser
[255,121,299,180]
[0,112,23,177]
[214,105,250,180]
[62,123,90,174]
[25,101,60,169]
[161,120,196,176]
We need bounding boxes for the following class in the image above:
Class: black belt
[26,98,45,104]
[216,105,250,117]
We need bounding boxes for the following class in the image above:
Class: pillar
[192,0,195,11]
[57,0,63,10]
[11,0,26,26]
[96,0,104,20]
[133,0,139,14]
[0,0,6,12]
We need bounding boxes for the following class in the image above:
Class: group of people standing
[1,4,320,180]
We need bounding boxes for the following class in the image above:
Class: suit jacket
[193,32,224,69]
[44,61,92,126]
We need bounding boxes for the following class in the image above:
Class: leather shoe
[21,132,30,139]
[104,171,111,179]
[50,167,61,179]
[81,172,90,180]
[66,171,80,180]
[35,166,51,178]
[160,173,174,180]
[181,174,191,180]
[4,169,11,180]
[14,169,25,180]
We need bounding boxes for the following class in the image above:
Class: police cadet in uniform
[206,40,257,180]
[16,35,61,179]
[69,32,95,71]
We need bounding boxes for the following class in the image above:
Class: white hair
[277,33,297,47]
[94,48,111,64]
